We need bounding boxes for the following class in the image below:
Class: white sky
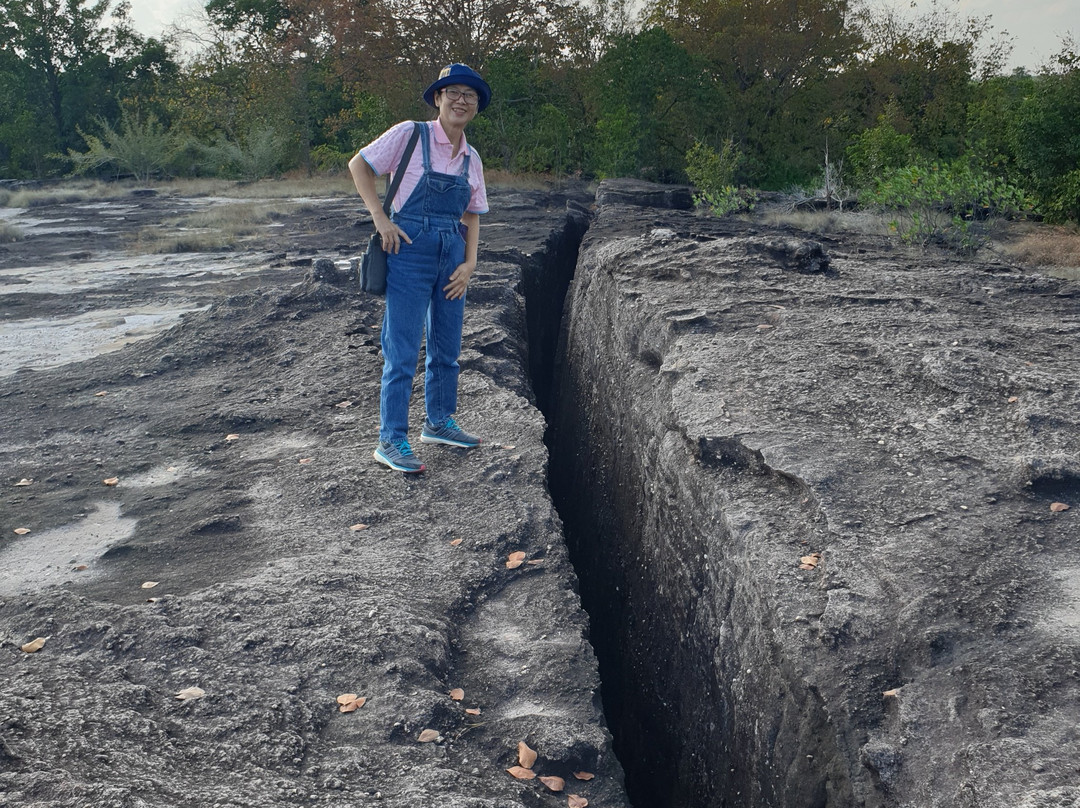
[124,0,1076,72]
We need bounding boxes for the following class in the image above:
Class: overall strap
[420,121,433,171]
[461,148,471,177]
[382,122,421,216]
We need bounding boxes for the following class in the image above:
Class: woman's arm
[348,152,412,254]
[444,211,479,300]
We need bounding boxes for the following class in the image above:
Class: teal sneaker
[373,439,425,473]
[420,417,482,449]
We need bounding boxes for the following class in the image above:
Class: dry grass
[754,207,896,238]
[2,182,135,208]
[0,222,25,243]
[133,200,307,254]
[996,221,1080,271]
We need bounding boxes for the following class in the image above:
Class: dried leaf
[13,527,30,535]
[883,688,900,698]
[141,581,159,589]
[507,551,527,570]
[465,708,481,716]
[799,553,822,570]
[338,695,366,713]
[73,564,88,571]
[94,390,108,397]
[1050,502,1070,513]
[146,597,161,603]
[418,729,440,743]
[517,741,537,769]
[175,686,205,700]
[103,477,119,486]
[299,458,313,465]
[540,776,566,792]
[349,523,368,531]
[15,478,31,486]
[225,434,240,441]
[568,796,589,808]
[1007,396,1019,403]
[449,688,464,701]
[450,538,463,546]
[573,772,595,781]
[335,401,352,409]
[506,766,536,780]
[501,445,516,450]
[20,637,47,653]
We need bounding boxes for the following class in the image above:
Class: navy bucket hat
[423,63,492,112]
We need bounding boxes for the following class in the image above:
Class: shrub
[685,139,754,216]
[68,110,180,181]
[861,156,1037,251]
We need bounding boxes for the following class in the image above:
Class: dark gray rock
[550,195,1080,808]
[596,178,695,210]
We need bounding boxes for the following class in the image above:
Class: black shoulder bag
[359,122,422,295]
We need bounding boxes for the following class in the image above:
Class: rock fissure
[527,179,1080,808]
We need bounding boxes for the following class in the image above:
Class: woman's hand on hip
[444,261,476,300]
[375,213,411,254]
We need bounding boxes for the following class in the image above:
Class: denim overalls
[380,122,471,443]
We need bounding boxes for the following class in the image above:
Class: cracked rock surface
[0,186,627,808]
[550,180,1080,808]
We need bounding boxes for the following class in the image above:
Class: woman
[349,64,491,474]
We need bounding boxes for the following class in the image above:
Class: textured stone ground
[0,186,627,808]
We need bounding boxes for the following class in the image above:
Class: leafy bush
[861,156,1037,251]
[685,139,754,216]
[845,104,916,188]
[68,110,180,181]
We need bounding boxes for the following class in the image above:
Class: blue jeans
[379,221,466,443]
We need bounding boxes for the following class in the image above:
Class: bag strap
[382,122,422,216]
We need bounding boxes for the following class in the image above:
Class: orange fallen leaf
[73,564,88,571]
[299,458,313,465]
[337,694,367,713]
[1050,502,1070,513]
[573,772,595,781]
[501,445,516,450]
[1007,396,1019,403]
[225,434,240,441]
[450,538,463,546]
[799,553,822,570]
[540,776,566,792]
[349,523,368,531]
[449,688,464,701]
[465,708,481,716]
[15,478,31,486]
[517,740,537,769]
[335,401,352,409]
[94,391,108,397]
[21,637,47,653]
[882,688,900,698]
[568,796,588,808]
[507,551,527,570]
[175,686,205,700]
[506,766,536,780]
[14,527,30,535]
[103,477,119,486]
[141,581,159,589]
[418,729,440,743]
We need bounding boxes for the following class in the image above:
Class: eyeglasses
[442,88,479,105]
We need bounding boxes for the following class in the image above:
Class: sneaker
[373,439,425,473]
[420,417,482,448]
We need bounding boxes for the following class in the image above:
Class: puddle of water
[0,305,207,377]
[0,502,135,596]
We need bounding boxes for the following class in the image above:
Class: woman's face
[435,84,479,129]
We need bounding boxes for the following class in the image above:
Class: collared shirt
[358,119,488,215]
